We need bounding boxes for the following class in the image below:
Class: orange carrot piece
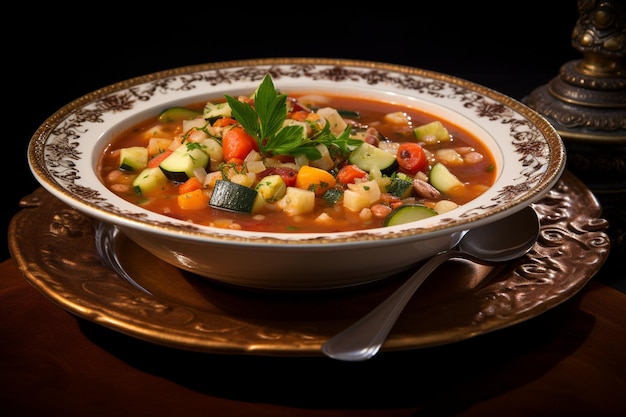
[177,188,210,210]
[336,164,368,184]
[212,117,238,127]
[222,127,258,161]
[288,111,310,121]
[295,165,337,196]
[178,176,203,194]
[397,142,428,174]
[147,150,173,168]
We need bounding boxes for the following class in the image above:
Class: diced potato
[203,171,223,188]
[435,148,464,165]
[295,94,331,108]
[230,173,255,188]
[277,187,315,216]
[142,124,172,140]
[314,212,333,224]
[346,180,381,204]
[308,144,334,171]
[433,199,459,213]
[186,128,209,143]
[147,138,173,156]
[316,107,348,135]
[183,116,208,133]
[384,111,410,125]
[342,189,371,212]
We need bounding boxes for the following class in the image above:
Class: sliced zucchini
[159,142,209,182]
[413,120,450,144]
[322,188,343,206]
[201,138,224,171]
[337,109,360,119]
[348,142,398,175]
[209,180,261,213]
[386,177,413,199]
[203,101,232,120]
[119,146,148,172]
[132,167,169,195]
[429,162,464,193]
[383,204,438,227]
[255,174,287,202]
[158,107,201,123]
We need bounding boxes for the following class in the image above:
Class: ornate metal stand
[525,0,625,261]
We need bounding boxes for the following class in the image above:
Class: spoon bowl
[322,205,540,361]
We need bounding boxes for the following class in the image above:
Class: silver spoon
[322,205,540,361]
[94,221,153,295]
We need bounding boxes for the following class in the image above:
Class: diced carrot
[288,111,310,121]
[295,165,337,196]
[396,142,428,174]
[177,188,210,210]
[336,164,368,184]
[147,149,173,168]
[222,127,258,161]
[178,176,203,194]
[212,117,238,127]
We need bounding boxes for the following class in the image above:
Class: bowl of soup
[28,58,565,291]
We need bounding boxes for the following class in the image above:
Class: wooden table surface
[1,256,624,417]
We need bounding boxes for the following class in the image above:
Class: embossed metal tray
[8,170,610,356]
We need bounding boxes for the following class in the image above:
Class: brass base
[525,58,625,259]
[524,0,626,262]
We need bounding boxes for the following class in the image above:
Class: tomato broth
[98,85,496,233]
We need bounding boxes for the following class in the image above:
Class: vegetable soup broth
[98,93,496,233]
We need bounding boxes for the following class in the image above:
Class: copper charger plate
[8,170,610,357]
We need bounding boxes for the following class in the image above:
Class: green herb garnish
[225,74,362,160]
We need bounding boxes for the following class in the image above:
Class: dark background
[5,4,583,262]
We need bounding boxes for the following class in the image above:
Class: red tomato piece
[397,142,428,173]
[336,164,368,184]
[222,127,258,161]
[256,167,298,187]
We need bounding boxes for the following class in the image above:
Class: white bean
[463,151,484,164]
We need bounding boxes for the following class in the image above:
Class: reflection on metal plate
[8,170,610,356]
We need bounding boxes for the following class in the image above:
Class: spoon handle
[322,249,461,361]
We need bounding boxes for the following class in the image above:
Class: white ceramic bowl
[28,58,565,291]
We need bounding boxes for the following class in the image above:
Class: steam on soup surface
[98,75,496,233]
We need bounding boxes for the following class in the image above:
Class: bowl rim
[28,57,566,246]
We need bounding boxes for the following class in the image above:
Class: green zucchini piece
[383,204,438,227]
[322,188,343,206]
[255,174,287,202]
[413,121,450,143]
[386,177,413,199]
[337,109,360,119]
[209,180,261,213]
[132,167,169,195]
[158,107,201,123]
[119,146,148,172]
[203,101,232,120]
[159,143,209,182]
[429,162,464,193]
[348,142,398,175]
